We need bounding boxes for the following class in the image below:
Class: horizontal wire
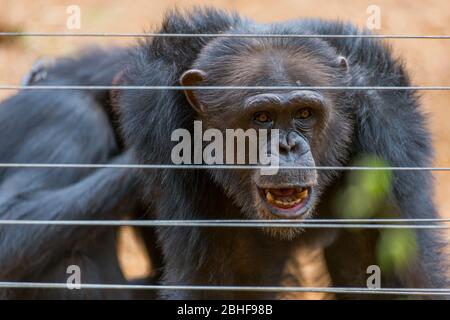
[0,282,448,295]
[1,32,450,39]
[3,218,446,223]
[0,220,448,229]
[1,163,450,171]
[1,85,450,91]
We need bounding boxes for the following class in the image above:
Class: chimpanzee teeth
[274,198,303,206]
[297,189,309,199]
[264,189,310,207]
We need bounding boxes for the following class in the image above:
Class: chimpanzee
[0,7,448,300]
[115,8,449,299]
[0,49,162,299]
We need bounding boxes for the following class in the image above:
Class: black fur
[116,8,448,299]
[0,49,157,299]
[0,7,447,300]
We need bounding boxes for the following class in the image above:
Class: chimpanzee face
[180,38,353,238]
[243,90,326,218]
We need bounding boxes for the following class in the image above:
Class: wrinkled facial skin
[183,90,347,239]
[180,40,353,239]
[212,90,327,213]
[203,91,328,236]
[199,91,340,239]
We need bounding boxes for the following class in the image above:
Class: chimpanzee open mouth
[258,186,313,218]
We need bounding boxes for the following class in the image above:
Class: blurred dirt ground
[1,0,449,280]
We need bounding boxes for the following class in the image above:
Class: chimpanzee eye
[295,108,313,120]
[253,111,272,124]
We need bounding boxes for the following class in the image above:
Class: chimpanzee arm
[303,19,448,289]
[0,51,137,281]
[0,151,139,280]
[353,88,448,289]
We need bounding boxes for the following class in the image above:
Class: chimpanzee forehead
[197,40,338,87]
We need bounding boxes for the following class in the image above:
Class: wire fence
[0,282,449,295]
[1,32,450,39]
[1,85,450,91]
[1,30,449,297]
[2,163,450,171]
[0,219,449,229]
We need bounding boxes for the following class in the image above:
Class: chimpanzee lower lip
[257,186,313,218]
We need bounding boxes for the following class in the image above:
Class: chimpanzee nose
[279,131,309,156]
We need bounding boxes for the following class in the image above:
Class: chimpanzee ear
[180,69,207,114]
[337,56,349,72]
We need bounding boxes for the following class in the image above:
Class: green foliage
[332,154,418,274]
[376,229,418,274]
[333,155,392,219]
